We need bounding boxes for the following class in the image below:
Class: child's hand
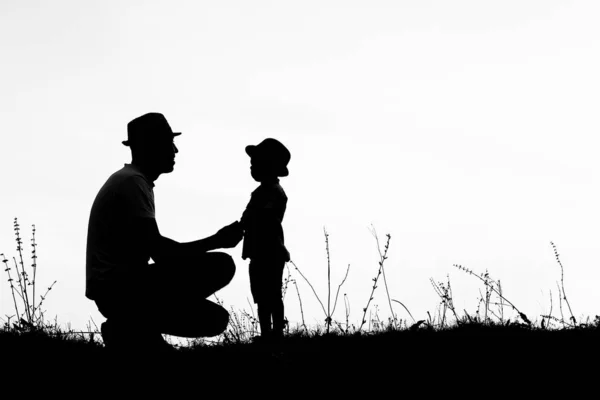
[214,220,244,249]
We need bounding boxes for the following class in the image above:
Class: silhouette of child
[240,138,291,341]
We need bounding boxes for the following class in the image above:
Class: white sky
[2,0,600,332]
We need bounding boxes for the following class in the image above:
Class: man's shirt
[241,179,290,262]
[85,164,155,299]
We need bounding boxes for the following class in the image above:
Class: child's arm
[250,191,287,237]
[240,200,253,232]
[241,186,287,235]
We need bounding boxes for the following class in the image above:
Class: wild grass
[2,217,600,381]
[1,218,56,332]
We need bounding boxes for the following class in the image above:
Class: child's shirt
[241,179,290,262]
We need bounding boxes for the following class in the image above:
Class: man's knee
[211,252,236,283]
[215,306,230,334]
[203,305,230,337]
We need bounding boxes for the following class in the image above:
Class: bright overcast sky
[1,1,600,332]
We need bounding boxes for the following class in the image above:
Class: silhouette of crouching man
[85,113,243,354]
[94,251,237,351]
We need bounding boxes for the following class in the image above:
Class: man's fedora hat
[122,112,181,146]
[245,138,291,177]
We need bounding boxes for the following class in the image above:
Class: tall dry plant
[550,241,576,325]
[289,227,350,334]
[2,218,56,330]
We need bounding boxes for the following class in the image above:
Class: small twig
[446,276,459,322]
[289,260,327,318]
[324,228,331,333]
[551,242,576,325]
[392,299,415,323]
[289,264,307,331]
[14,219,32,323]
[213,293,223,306]
[344,294,351,333]
[497,279,504,323]
[371,226,396,327]
[556,283,564,325]
[88,316,100,332]
[359,231,391,332]
[31,224,37,322]
[32,281,57,320]
[2,254,21,322]
[281,262,292,301]
[12,257,28,320]
[330,264,350,317]
[430,276,457,325]
[547,289,554,329]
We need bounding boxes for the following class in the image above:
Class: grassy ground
[2,320,599,392]
[2,223,597,393]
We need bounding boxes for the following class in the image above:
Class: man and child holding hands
[85,112,291,352]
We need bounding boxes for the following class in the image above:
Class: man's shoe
[149,334,177,355]
[100,321,114,348]
[101,320,177,356]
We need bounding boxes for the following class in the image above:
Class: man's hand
[214,221,244,249]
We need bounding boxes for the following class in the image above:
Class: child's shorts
[249,258,286,304]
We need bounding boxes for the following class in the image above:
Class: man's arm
[134,217,242,264]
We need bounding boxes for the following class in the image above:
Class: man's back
[85,164,155,300]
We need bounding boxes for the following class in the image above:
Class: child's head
[245,138,290,182]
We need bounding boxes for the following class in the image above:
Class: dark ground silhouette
[1,323,598,393]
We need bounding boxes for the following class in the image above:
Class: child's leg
[270,260,286,337]
[257,302,272,338]
[272,297,284,337]
[250,260,271,338]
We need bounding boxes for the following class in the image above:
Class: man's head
[123,113,181,177]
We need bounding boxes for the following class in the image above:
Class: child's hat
[245,138,291,177]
